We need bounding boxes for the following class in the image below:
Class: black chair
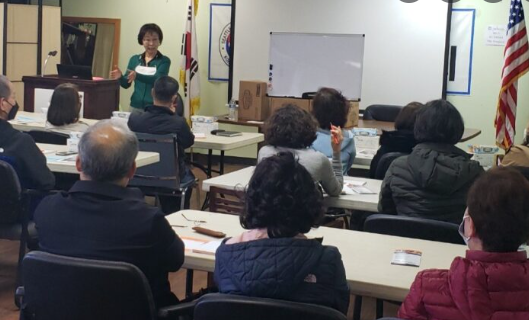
[193,293,347,320]
[0,160,39,295]
[363,104,402,122]
[510,166,529,181]
[356,214,463,319]
[17,251,193,320]
[27,130,69,145]
[129,132,196,212]
[374,152,408,180]
[363,214,463,245]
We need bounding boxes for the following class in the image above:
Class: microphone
[42,50,58,77]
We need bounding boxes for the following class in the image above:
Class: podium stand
[22,75,120,120]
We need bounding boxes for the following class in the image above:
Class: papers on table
[391,249,422,267]
[342,181,376,195]
[182,237,223,255]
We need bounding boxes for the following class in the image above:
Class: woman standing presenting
[110,23,170,112]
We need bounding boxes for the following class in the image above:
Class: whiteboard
[232,0,450,109]
[269,33,364,100]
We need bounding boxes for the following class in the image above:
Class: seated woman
[46,83,89,134]
[258,104,343,196]
[369,102,423,178]
[311,87,355,175]
[502,124,529,167]
[399,167,529,320]
[378,100,483,224]
[215,152,350,314]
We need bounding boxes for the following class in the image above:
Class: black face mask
[7,101,19,120]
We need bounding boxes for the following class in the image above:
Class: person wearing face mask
[110,23,170,113]
[0,75,55,190]
[398,167,529,320]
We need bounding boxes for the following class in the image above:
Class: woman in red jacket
[399,167,529,320]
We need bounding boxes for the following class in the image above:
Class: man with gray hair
[0,75,55,189]
[35,120,185,308]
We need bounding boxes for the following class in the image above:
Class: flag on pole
[180,0,200,121]
[495,0,529,150]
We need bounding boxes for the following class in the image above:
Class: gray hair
[0,75,11,98]
[78,119,139,182]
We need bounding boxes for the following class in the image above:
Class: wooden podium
[22,75,120,120]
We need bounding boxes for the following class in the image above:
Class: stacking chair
[373,152,408,180]
[27,130,69,145]
[17,251,194,320]
[0,160,40,305]
[362,104,402,122]
[354,214,463,319]
[193,293,347,320]
[209,186,245,215]
[129,132,197,212]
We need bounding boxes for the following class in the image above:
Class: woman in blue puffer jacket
[214,152,350,314]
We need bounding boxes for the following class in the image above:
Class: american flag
[495,0,529,150]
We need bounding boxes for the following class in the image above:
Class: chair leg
[201,192,210,211]
[180,189,187,211]
[352,295,362,320]
[376,298,384,318]
[185,269,194,298]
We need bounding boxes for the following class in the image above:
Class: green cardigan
[120,51,171,110]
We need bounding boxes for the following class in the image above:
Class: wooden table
[167,210,467,302]
[201,166,382,212]
[38,143,159,174]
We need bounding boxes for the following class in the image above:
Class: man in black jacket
[35,120,185,308]
[0,75,55,190]
[128,76,195,213]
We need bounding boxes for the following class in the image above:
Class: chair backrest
[21,251,157,320]
[129,132,180,190]
[374,152,408,180]
[363,214,464,245]
[27,130,69,145]
[209,186,245,215]
[0,160,22,224]
[193,293,347,320]
[363,104,402,122]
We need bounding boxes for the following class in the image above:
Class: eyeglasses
[181,213,206,226]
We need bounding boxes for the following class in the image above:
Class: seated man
[128,75,195,213]
[35,120,185,308]
[0,75,55,190]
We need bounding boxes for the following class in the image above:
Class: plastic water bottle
[228,98,238,121]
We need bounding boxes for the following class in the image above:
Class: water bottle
[228,98,238,121]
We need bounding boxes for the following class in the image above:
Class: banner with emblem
[208,3,231,81]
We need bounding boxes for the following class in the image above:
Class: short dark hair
[153,76,179,104]
[414,99,464,144]
[312,87,350,129]
[265,104,318,149]
[394,102,424,131]
[467,167,529,252]
[137,23,163,45]
[241,152,324,238]
[47,83,81,126]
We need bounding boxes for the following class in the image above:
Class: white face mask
[458,214,470,246]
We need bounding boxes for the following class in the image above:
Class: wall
[63,0,529,157]
[450,0,529,148]
[61,0,258,158]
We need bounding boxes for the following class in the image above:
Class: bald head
[78,120,139,183]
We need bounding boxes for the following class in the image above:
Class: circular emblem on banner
[219,23,231,66]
